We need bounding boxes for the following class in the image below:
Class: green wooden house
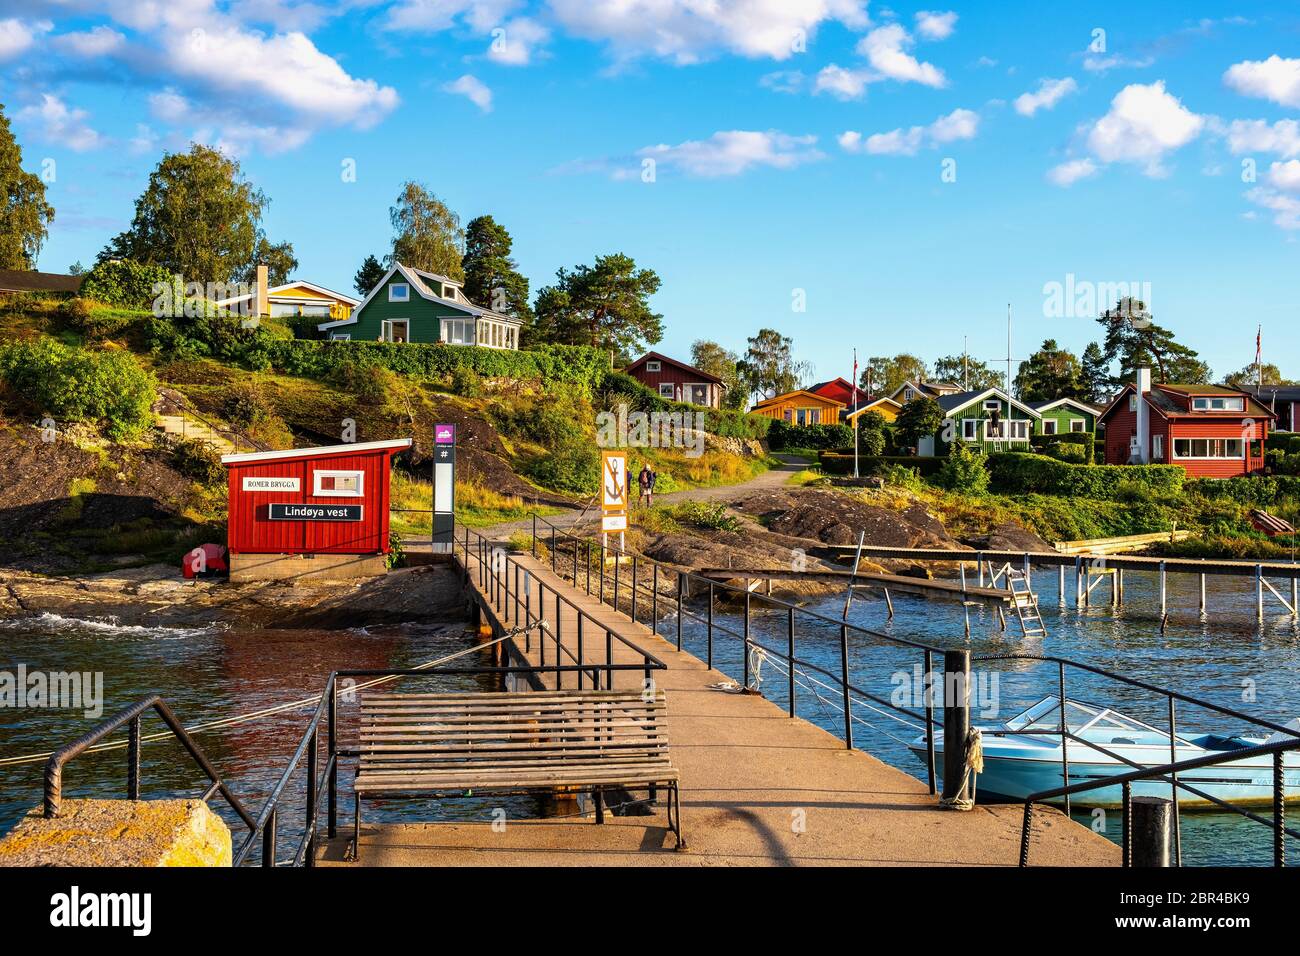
[1027,397,1101,436]
[918,387,1042,456]
[318,262,522,349]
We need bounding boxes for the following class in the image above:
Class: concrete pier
[318,548,1117,867]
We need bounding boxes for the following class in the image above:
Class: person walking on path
[638,463,657,508]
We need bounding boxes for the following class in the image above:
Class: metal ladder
[1003,564,1047,638]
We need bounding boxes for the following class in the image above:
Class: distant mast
[1005,303,1013,394]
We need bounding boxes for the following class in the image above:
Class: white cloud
[1047,158,1098,186]
[1013,77,1077,117]
[0,18,51,60]
[486,16,549,65]
[1224,119,1300,158]
[148,89,191,123]
[813,64,872,100]
[546,0,869,64]
[385,0,520,33]
[159,26,399,128]
[228,0,334,33]
[855,23,946,88]
[16,93,103,151]
[1267,159,1300,191]
[1245,186,1300,230]
[1224,55,1300,108]
[1084,81,1203,174]
[443,74,493,112]
[51,25,126,57]
[914,10,957,41]
[840,107,978,156]
[637,130,823,177]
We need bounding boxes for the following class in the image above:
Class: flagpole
[852,348,860,479]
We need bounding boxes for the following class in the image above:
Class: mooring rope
[0,626,534,769]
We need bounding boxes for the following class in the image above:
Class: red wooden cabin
[808,377,859,405]
[222,439,412,555]
[1099,370,1273,477]
[625,351,725,408]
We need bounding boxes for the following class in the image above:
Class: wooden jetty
[316,543,1117,867]
[695,566,1016,608]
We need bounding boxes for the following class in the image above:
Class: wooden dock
[316,547,1118,868]
[695,566,1016,607]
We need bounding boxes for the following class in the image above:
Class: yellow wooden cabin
[749,389,846,425]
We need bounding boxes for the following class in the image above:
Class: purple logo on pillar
[435,424,456,445]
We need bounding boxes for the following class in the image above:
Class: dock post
[977,553,985,587]
[706,581,714,669]
[743,589,751,689]
[1257,565,1264,625]
[1023,553,1031,591]
[1117,568,1124,606]
[941,649,972,809]
[1159,562,1167,617]
[1075,556,1083,607]
[1199,573,1206,615]
[1130,796,1174,867]
[1058,565,1065,606]
[1292,575,1298,620]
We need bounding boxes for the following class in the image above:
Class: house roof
[213,279,360,308]
[0,269,83,295]
[843,396,902,418]
[319,261,520,331]
[1244,385,1300,404]
[626,351,725,386]
[221,438,412,465]
[936,388,1042,418]
[1028,397,1102,416]
[888,379,960,401]
[1098,383,1276,422]
[750,389,846,412]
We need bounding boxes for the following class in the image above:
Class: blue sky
[4,2,1300,384]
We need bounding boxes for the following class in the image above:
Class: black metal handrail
[43,695,258,834]
[456,522,668,688]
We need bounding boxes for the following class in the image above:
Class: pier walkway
[317,544,1117,867]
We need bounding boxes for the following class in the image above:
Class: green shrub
[821,453,944,477]
[79,259,174,309]
[988,452,1184,498]
[60,298,147,341]
[935,442,990,494]
[1186,475,1300,507]
[856,427,886,457]
[220,381,274,430]
[490,395,589,447]
[527,435,600,494]
[1030,432,1096,463]
[664,501,741,532]
[0,338,156,440]
[880,463,924,490]
[450,365,483,397]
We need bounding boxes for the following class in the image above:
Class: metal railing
[42,694,258,834]
[455,522,668,688]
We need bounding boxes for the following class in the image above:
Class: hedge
[1186,475,1300,506]
[768,420,853,450]
[988,452,1184,498]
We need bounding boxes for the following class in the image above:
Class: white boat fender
[939,728,983,811]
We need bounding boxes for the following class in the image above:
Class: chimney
[1134,367,1151,464]
[255,263,269,318]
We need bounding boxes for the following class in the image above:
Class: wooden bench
[351,689,684,859]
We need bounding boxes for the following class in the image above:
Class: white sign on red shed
[221,439,412,558]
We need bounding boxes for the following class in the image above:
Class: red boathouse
[221,439,412,582]
[1099,370,1273,478]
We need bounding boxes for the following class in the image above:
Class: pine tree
[461,215,533,323]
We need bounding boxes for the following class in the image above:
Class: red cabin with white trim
[1099,371,1273,478]
[221,440,412,555]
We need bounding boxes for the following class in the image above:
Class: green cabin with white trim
[1027,397,1101,436]
[919,387,1042,456]
[318,262,522,349]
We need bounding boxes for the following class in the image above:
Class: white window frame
[440,318,474,345]
[382,319,410,343]
[1129,394,1137,411]
[1171,438,1245,460]
[329,333,351,342]
[658,383,676,398]
[1042,419,1058,435]
[646,360,662,372]
[1069,418,1086,433]
[313,469,365,498]
[1152,435,1164,460]
[1192,396,1244,412]
[388,283,410,302]
[961,418,979,441]
[987,419,1029,441]
[983,399,1001,411]
[685,382,710,405]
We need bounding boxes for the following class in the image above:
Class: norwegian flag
[1256,325,1262,368]
[852,349,859,406]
